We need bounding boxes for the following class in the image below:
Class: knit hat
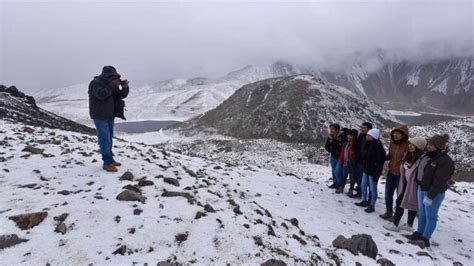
[427,134,450,150]
[367,128,380,140]
[348,129,358,138]
[409,137,427,151]
[100,66,121,78]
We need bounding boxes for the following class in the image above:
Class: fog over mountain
[1,0,472,90]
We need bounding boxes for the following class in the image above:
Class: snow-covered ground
[1,120,473,265]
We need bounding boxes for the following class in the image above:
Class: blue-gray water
[115,120,179,133]
[394,113,459,125]
[113,114,460,134]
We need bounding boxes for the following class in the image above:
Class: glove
[423,196,433,207]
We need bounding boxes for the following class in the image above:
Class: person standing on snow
[380,125,410,220]
[325,123,344,189]
[384,136,426,232]
[406,134,454,248]
[355,128,386,213]
[88,66,129,172]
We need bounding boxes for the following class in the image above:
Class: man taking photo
[88,66,129,172]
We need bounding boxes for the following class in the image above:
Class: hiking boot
[379,212,393,220]
[328,184,337,189]
[112,161,122,167]
[399,223,414,232]
[383,223,400,232]
[408,237,430,249]
[103,164,118,172]
[364,206,375,213]
[335,187,344,194]
[355,201,369,207]
[404,232,423,241]
[346,189,354,197]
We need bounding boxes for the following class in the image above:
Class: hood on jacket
[391,124,409,142]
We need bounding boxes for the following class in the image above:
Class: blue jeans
[385,171,400,213]
[335,164,348,188]
[416,187,445,239]
[362,173,378,206]
[93,119,114,165]
[330,156,339,185]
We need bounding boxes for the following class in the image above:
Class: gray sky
[1,0,472,90]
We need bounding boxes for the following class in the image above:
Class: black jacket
[88,76,129,120]
[325,133,344,157]
[355,133,367,164]
[420,151,455,199]
[361,139,386,179]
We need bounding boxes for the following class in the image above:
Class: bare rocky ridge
[169,75,398,143]
[0,85,94,135]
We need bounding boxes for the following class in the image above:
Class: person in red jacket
[335,129,358,194]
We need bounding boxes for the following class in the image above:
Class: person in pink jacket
[384,137,427,232]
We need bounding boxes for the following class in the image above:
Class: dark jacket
[355,133,367,164]
[325,132,344,158]
[420,151,455,200]
[88,76,129,120]
[361,139,386,179]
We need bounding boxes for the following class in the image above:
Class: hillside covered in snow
[169,75,398,143]
[1,119,472,265]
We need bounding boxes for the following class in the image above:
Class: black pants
[393,180,417,226]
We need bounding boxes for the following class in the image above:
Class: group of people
[325,122,455,248]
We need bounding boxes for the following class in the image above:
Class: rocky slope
[1,119,472,265]
[318,57,473,114]
[408,117,474,181]
[0,85,94,135]
[169,75,398,143]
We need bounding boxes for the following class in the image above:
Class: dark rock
[204,204,216,213]
[22,146,44,154]
[162,190,195,204]
[175,233,188,243]
[113,245,127,255]
[332,234,378,259]
[292,234,307,245]
[389,249,401,254]
[195,211,206,220]
[233,205,243,215]
[9,212,48,230]
[133,209,143,215]
[122,184,142,194]
[183,166,198,177]
[377,258,395,266]
[253,236,263,246]
[163,177,180,187]
[119,171,134,181]
[0,234,29,250]
[55,222,67,235]
[290,218,299,228]
[116,190,145,203]
[416,251,433,259]
[138,180,154,187]
[57,190,72,196]
[261,259,287,266]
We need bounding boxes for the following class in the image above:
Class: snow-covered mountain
[30,62,297,124]
[169,75,398,143]
[317,57,473,114]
